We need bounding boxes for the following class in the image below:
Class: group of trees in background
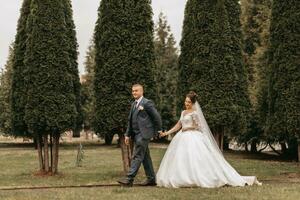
[0,0,299,175]
[239,0,300,160]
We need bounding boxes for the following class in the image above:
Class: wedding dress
[156,101,261,188]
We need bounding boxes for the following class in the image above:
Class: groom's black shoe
[140,179,157,186]
[117,178,133,187]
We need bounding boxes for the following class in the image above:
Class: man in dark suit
[118,84,162,187]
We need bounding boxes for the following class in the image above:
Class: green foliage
[0,45,14,134]
[240,0,272,105]
[225,0,251,136]
[240,0,272,150]
[178,0,244,134]
[82,39,96,130]
[63,0,83,136]
[10,0,32,137]
[154,12,179,130]
[24,0,78,135]
[266,0,300,146]
[94,0,156,137]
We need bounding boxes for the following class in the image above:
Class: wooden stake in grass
[76,143,84,167]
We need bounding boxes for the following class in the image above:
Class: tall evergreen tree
[241,0,272,104]
[23,0,79,174]
[178,0,240,149]
[11,0,32,138]
[225,0,251,147]
[266,0,300,160]
[154,12,179,132]
[94,0,156,145]
[240,0,272,152]
[82,39,96,131]
[0,44,14,134]
[63,0,83,137]
[94,0,156,172]
[84,39,96,87]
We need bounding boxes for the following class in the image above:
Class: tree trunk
[250,139,258,153]
[287,138,298,160]
[245,142,249,152]
[269,143,282,155]
[33,138,38,150]
[43,134,49,173]
[50,133,53,172]
[52,133,60,174]
[105,134,114,145]
[297,139,300,162]
[85,130,89,140]
[73,128,81,138]
[280,141,287,154]
[213,127,224,151]
[37,135,44,172]
[223,136,230,150]
[119,134,133,173]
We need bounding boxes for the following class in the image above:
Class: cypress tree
[94,0,156,144]
[82,39,96,132]
[240,0,272,152]
[11,0,32,138]
[0,44,14,135]
[154,12,179,133]
[178,0,239,149]
[241,0,272,101]
[266,0,300,160]
[24,0,78,174]
[63,0,83,138]
[225,0,251,145]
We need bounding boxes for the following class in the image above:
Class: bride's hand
[159,131,167,138]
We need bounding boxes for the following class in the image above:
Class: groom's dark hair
[132,83,144,90]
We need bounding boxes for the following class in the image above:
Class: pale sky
[0,0,186,74]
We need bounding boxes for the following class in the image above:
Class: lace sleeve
[179,111,184,121]
[192,112,201,130]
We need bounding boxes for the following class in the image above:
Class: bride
[156,91,261,188]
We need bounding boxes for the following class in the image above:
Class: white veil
[193,101,224,157]
[193,101,262,186]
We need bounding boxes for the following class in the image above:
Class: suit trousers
[127,134,155,181]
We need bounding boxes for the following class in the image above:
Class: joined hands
[159,131,167,138]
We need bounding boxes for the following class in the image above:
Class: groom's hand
[159,131,166,138]
[125,136,130,146]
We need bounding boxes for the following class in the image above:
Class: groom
[118,84,162,187]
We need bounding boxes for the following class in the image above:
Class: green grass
[0,141,299,200]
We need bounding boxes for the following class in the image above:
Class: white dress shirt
[135,96,143,108]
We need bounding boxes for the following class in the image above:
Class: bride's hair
[186,91,198,104]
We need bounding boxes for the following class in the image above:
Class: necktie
[133,101,138,111]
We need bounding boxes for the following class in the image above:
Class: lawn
[0,141,299,200]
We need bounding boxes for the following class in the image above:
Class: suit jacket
[125,97,162,139]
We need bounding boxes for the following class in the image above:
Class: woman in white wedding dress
[156,91,261,188]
